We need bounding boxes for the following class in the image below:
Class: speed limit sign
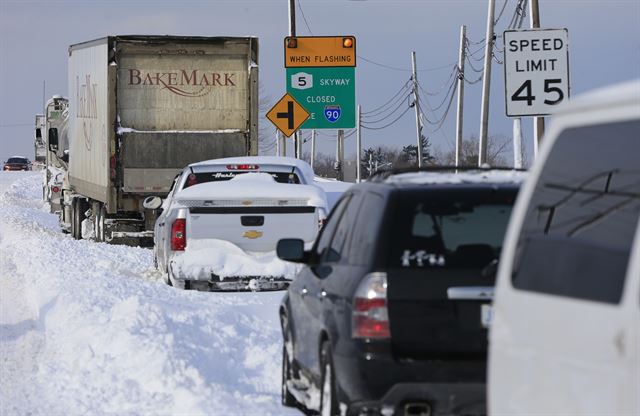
[503,29,570,117]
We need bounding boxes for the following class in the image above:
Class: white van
[489,80,640,416]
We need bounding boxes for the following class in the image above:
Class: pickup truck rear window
[388,189,517,269]
[183,171,300,189]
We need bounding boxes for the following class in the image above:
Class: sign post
[503,29,570,117]
[285,36,356,130]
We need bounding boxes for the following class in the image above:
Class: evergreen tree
[400,136,434,167]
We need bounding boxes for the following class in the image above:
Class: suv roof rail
[367,165,528,182]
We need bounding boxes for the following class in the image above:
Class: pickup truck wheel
[320,341,339,416]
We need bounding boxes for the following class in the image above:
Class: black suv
[276,167,524,416]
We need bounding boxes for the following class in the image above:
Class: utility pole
[356,105,362,182]
[335,130,345,181]
[310,129,316,170]
[288,0,300,158]
[530,0,544,156]
[411,52,423,167]
[478,0,495,166]
[455,25,466,168]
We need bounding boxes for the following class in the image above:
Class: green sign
[286,67,355,129]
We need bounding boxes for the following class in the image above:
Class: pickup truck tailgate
[187,205,318,252]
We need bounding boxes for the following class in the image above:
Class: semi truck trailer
[54,35,259,244]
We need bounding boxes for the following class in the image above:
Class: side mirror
[277,238,308,263]
[48,128,59,151]
[143,196,163,210]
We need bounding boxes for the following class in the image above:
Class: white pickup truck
[147,156,328,291]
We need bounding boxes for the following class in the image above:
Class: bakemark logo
[128,69,236,97]
[77,75,98,150]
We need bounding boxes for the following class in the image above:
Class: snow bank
[0,173,296,415]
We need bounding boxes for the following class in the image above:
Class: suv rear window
[183,171,300,189]
[388,188,517,269]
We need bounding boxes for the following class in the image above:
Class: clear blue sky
[1,0,638,164]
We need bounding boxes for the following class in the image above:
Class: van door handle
[447,286,494,300]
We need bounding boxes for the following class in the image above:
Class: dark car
[3,156,31,171]
[276,167,525,416]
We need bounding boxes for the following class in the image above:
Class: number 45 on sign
[503,29,570,117]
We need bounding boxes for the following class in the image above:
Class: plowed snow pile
[0,172,295,415]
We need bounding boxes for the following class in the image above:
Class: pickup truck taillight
[170,218,186,251]
[352,272,390,339]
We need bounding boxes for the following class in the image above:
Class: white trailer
[59,36,259,244]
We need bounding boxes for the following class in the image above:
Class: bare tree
[258,83,277,155]
[435,135,511,167]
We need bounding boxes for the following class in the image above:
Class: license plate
[481,304,493,328]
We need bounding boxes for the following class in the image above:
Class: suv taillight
[171,218,186,251]
[352,272,390,339]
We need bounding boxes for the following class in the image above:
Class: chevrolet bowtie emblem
[243,230,263,239]
[241,200,253,206]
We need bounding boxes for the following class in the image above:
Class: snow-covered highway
[0,172,297,415]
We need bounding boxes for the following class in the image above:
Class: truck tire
[72,198,88,240]
[71,199,80,240]
[94,204,106,242]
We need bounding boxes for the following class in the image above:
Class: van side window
[512,120,640,304]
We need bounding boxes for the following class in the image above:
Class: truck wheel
[71,199,81,240]
[72,198,88,240]
[95,204,106,242]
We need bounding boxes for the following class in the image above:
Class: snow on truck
[54,36,259,244]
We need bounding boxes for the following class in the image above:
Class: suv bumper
[333,352,486,416]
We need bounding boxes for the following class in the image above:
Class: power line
[418,74,457,113]
[362,79,412,115]
[359,55,457,73]
[419,64,458,96]
[494,0,510,25]
[362,106,412,131]
[297,0,313,35]
[362,94,411,124]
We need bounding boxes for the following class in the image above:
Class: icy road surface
[0,172,297,415]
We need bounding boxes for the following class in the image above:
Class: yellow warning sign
[266,93,310,137]
[285,36,356,68]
